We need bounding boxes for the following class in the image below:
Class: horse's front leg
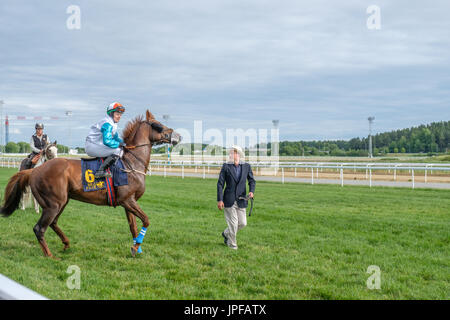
[125,210,142,254]
[33,195,40,214]
[21,186,30,211]
[121,200,149,257]
[20,192,26,211]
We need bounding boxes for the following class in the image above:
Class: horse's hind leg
[50,203,70,251]
[33,208,59,257]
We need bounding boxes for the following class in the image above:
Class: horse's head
[45,141,58,160]
[145,110,182,146]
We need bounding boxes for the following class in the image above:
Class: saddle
[81,157,128,207]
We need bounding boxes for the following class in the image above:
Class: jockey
[26,123,50,169]
[85,102,126,178]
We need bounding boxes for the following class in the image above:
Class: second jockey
[85,102,126,178]
[25,123,50,169]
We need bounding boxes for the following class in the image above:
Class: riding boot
[26,154,35,169]
[94,154,119,179]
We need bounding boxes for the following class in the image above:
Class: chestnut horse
[1,110,181,258]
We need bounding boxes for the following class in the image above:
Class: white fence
[0,274,48,300]
[1,156,450,189]
[147,160,450,189]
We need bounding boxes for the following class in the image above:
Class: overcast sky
[1,0,449,148]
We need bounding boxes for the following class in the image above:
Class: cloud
[1,0,449,146]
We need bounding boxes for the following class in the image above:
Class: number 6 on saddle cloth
[81,157,128,207]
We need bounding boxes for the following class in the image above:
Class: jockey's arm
[101,123,123,149]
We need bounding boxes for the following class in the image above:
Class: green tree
[5,142,20,153]
[17,141,31,153]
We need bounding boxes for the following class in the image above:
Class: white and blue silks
[85,115,124,158]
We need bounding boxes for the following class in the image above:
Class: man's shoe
[222,232,228,245]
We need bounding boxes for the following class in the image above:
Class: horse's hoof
[130,246,137,257]
[63,245,70,251]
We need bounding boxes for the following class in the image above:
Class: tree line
[2,141,84,154]
[3,121,449,157]
[152,121,450,157]
[275,121,450,156]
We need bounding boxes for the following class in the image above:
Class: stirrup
[94,170,112,179]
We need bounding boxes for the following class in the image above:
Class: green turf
[0,167,448,300]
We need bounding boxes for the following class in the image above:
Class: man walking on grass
[217,145,256,250]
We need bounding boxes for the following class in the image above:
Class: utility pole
[0,100,4,153]
[271,120,280,168]
[66,111,73,153]
[271,120,279,158]
[368,116,375,158]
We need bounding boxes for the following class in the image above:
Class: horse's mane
[122,115,143,144]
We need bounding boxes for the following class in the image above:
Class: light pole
[271,120,279,165]
[66,111,73,153]
[0,100,4,153]
[163,114,170,164]
[368,116,375,158]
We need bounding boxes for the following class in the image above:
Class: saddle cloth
[81,158,128,207]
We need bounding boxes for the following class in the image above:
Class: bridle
[44,143,57,161]
[121,120,172,175]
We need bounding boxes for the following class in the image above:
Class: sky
[1,0,449,148]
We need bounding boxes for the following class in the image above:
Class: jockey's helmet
[107,102,125,115]
[35,123,44,130]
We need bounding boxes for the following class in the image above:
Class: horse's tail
[0,170,32,217]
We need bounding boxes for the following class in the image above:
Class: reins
[120,120,161,176]
[119,119,172,176]
[122,144,152,176]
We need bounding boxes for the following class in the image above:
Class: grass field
[0,167,448,300]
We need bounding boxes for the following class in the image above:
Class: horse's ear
[146,110,155,121]
[54,140,57,145]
